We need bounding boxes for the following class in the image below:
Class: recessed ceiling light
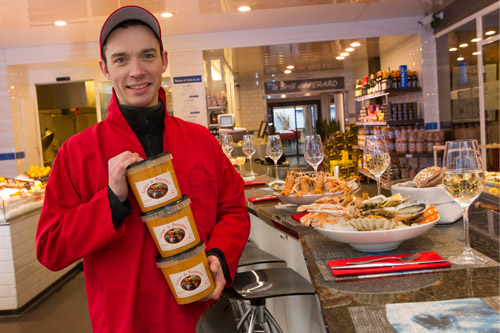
[281,94,286,98]
[472,51,481,55]
[340,52,349,57]
[485,30,496,35]
[345,47,355,52]
[238,6,251,12]
[350,42,361,47]
[336,56,344,60]
[284,69,292,74]
[459,43,468,48]
[471,37,481,42]
[449,47,458,51]
[457,56,464,61]
[54,20,67,26]
[161,12,174,18]
[286,65,294,69]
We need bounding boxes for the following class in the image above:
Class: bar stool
[226,268,316,333]
[196,296,239,333]
[237,242,286,273]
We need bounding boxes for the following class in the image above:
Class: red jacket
[36,88,250,332]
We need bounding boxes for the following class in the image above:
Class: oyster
[360,195,387,210]
[394,202,429,221]
[359,208,396,219]
[346,217,401,231]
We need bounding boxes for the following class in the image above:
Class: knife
[331,260,449,270]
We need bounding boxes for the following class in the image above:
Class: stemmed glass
[363,134,390,195]
[266,135,283,181]
[442,140,487,265]
[242,135,257,176]
[304,135,324,174]
[220,134,234,159]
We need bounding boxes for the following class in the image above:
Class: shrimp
[294,176,313,197]
[312,172,325,194]
[281,170,297,196]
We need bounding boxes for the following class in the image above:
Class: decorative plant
[315,119,340,142]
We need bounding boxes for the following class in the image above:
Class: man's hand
[108,151,143,202]
[205,255,226,300]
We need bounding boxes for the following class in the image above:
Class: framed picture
[257,121,268,138]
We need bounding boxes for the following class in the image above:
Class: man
[36,6,250,332]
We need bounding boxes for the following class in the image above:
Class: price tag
[405,154,413,158]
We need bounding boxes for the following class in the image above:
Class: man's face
[99,25,168,108]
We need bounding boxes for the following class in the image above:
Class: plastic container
[156,243,215,305]
[141,195,200,258]
[126,152,182,212]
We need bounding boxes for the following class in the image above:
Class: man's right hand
[108,151,143,202]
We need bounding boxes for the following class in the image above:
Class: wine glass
[220,134,234,159]
[266,135,283,181]
[363,135,390,195]
[242,135,257,176]
[442,140,487,265]
[304,135,324,174]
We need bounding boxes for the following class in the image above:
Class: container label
[134,171,178,207]
[169,262,212,299]
[152,216,196,251]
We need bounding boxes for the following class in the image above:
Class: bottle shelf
[356,119,424,126]
[354,88,421,102]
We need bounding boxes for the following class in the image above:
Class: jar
[126,152,182,213]
[141,196,200,258]
[156,243,215,305]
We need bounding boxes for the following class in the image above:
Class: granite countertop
[243,172,500,332]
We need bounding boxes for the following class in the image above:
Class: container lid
[156,242,205,268]
[140,195,191,222]
[125,151,172,176]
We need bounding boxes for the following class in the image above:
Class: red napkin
[248,195,280,203]
[328,251,451,277]
[291,212,308,222]
[244,180,266,186]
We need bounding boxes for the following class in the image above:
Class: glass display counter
[0,185,45,222]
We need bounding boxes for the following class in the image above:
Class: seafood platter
[273,170,359,205]
[297,191,439,252]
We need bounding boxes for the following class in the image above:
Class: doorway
[268,100,321,157]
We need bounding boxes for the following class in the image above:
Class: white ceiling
[0,0,453,49]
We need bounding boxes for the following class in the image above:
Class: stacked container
[126,152,215,304]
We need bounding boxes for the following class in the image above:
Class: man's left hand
[205,255,226,300]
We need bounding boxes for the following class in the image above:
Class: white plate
[279,192,342,205]
[313,218,439,252]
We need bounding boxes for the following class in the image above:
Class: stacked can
[126,152,215,304]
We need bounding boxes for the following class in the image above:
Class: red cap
[99,6,163,60]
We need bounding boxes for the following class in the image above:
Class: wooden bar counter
[241,167,499,332]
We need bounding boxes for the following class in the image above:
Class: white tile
[8,285,16,297]
[0,225,10,237]
[0,261,14,273]
[0,285,9,297]
[0,248,13,261]
[0,296,17,310]
[0,272,15,285]
[0,236,12,249]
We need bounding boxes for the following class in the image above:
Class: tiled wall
[0,212,77,311]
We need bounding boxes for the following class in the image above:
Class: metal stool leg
[247,307,257,333]
[237,306,254,331]
[264,308,284,333]
[256,305,272,333]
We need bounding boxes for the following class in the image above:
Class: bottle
[387,68,392,91]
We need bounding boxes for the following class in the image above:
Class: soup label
[169,262,212,298]
[152,216,196,251]
[134,171,179,207]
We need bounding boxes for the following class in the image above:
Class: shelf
[208,106,226,111]
[208,124,219,129]
[358,168,411,191]
[356,119,424,126]
[389,152,434,158]
[354,88,421,102]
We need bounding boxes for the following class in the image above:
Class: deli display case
[0,179,45,222]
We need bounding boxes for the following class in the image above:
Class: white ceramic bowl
[313,219,439,252]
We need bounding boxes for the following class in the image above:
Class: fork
[346,253,420,265]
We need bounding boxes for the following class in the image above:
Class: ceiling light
[340,52,349,57]
[449,47,458,51]
[281,94,286,98]
[485,30,496,35]
[345,47,355,52]
[459,43,468,48]
[238,6,251,12]
[284,69,292,74]
[336,56,344,60]
[54,20,67,26]
[472,51,481,55]
[471,37,481,42]
[161,12,174,18]
[350,42,361,47]
[286,65,294,69]
[457,56,464,61]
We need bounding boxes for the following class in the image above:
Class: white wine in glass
[266,135,283,181]
[242,135,257,176]
[220,134,234,159]
[304,135,324,174]
[363,135,390,195]
[442,139,487,265]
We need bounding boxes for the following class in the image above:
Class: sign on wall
[264,77,345,94]
[172,75,207,126]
